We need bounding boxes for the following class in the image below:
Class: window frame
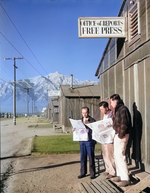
[128,0,141,46]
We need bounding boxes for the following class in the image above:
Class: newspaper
[86,118,115,144]
[69,119,88,141]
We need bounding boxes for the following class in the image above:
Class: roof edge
[95,0,126,77]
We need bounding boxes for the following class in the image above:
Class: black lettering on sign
[82,27,99,35]
[113,21,118,26]
[111,27,117,34]
[81,20,96,26]
[103,21,107,26]
[111,27,123,34]
[119,21,123,25]
[83,21,86,26]
[97,21,102,26]
[101,27,111,34]
[108,21,113,26]
[82,27,86,34]
[118,27,122,34]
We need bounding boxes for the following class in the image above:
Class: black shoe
[90,176,95,179]
[78,174,85,179]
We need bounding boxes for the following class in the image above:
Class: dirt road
[5,154,93,193]
[1,119,61,159]
[1,119,93,193]
[1,118,63,178]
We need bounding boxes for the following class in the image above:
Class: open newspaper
[86,118,115,144]
[69,119,88,141]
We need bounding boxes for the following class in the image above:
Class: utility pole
[24,88,31,119]
[32,97,33,117]
[3,57,23,125]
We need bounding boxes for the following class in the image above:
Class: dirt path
[1,119,63,174]
[5,154,92,193]
[1,119,63,158]
[1,119,93,193]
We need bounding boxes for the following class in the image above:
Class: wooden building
[95,0,150,173]
[59,84,100,132]
[45,97,59,123]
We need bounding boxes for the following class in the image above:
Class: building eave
[95,0,126,77]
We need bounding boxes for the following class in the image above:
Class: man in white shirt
[99,101,116,178]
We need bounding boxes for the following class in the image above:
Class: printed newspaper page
[86,118,115,144]
[69,119,88,141]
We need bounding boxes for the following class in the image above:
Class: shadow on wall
[131,102,145,170]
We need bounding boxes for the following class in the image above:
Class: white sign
[78,17,125,38]
[86,118,115,144]
[69,119,88,141]
[48,91,60,97]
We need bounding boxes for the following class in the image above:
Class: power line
[18,68,30,80]
[0,3,49,75]
[0,78,7,83]
[0,32,43,76]
[1,32,57,89]
[0,66,13,80]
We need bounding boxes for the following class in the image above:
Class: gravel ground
[1,119,63,174]
[1,119,93,193]
[5,154,93,193]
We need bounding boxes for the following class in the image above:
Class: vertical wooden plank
[138,61,146,167]
[109,67,115,97]
[104,71,109,99]
[129,66,135,120]
[124,69,129,108]
[147,0,150,39]
[116,62,123,98]
[145,57,150,172]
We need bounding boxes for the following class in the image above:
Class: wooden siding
[97,0,150,172]
[59,97,100,132]
[145,57,150,171]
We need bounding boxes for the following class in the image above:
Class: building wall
[45,98,59,123]
[98,0,150,172]
[59,97,100,133]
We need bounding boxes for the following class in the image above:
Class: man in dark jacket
[78,107,96,179]
[110,94,131,187]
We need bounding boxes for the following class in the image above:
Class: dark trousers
[80,141,95,177]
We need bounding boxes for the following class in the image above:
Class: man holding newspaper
[70,105,116,179]
[70,96,131,187]
[99,101,116,179]
[70,107,96,179]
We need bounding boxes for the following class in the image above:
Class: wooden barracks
[95,0,150,173]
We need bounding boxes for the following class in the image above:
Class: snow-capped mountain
[0,72,98,113]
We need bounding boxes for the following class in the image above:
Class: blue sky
[0,0,123,82]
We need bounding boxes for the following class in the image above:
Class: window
[104,52,109,70]
[110,38,116,65]
[99,38,117,75]
[128,1,140,44]
[117,38,125,58]
[99,61,104,74]
[54,106,59,113]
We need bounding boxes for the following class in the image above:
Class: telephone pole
[3,57,23,125]
[24,88,31,119]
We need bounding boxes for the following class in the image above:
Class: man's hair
[82,107,89,113]
[110,94,124,106]
[99,101,108,108]
[110,94,121,101]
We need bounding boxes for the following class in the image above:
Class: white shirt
[103,113,109,120]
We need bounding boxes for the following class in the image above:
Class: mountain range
[0,72,98,114]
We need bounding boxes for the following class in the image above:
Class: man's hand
[72,128,76,132]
